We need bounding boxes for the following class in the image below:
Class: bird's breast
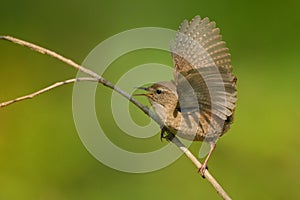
[151,102,168,123]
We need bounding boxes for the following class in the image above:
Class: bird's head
[135,81,178,109]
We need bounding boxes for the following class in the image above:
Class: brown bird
[137,15,237,176]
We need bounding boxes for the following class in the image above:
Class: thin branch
[1,36,149,114]
[171,137,231,200]
[0,77,97,108]
[0,35,231,200]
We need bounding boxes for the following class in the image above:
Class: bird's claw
[198,165,208,178]
[160,126,167,141]
[160,127,175,141]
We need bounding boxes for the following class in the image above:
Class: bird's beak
[134,86,152,97]
[136,86,148,91]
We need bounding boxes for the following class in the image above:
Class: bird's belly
[166,113,206,141]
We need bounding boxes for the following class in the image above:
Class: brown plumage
[138,16,237,176]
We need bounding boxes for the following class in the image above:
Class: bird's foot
[198,164,208,178]
[160,127,175,141]
[165,132,175,141]
[160,126,167,141]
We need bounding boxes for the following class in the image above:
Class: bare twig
[0,35,231,200]
[171,137,231,200]
[0,77,97,108]
[0,36,148,116]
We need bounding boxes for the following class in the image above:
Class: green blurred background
[1,0,300,199]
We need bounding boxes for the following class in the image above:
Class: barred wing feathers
[170,16,237,136]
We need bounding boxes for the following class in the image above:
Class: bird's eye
[156,89,162,94]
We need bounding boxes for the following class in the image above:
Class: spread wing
[170,16,237,136]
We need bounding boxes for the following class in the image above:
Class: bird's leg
[198,142,216,178]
